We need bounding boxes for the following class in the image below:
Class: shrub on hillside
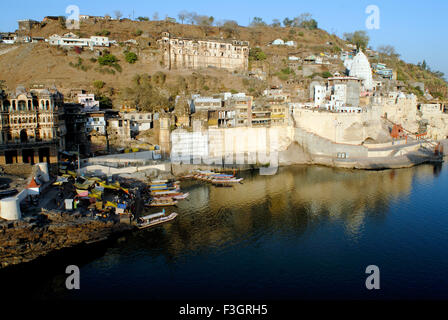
[249,48,267,61]
[124,51,138,64]
[96,30,111,36]
[98,54,117,66]
[93,80,105,90]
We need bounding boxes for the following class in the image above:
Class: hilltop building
[48,33,110,48]
[157,32,249,71]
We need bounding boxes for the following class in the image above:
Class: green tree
[293,13,318,30]
[137,16,149,21]
[249,47,267,61]
[301,19,318,30]
[283,17,293,27]
[344,30,370,50]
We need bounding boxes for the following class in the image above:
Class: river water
[2,163,448,300]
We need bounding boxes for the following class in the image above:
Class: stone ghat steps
[293,126,368,158]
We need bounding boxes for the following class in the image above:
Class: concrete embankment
[293,127,445,170]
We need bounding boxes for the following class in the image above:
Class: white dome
[349,50,373,91]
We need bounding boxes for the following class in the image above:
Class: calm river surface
[2,163,448,300]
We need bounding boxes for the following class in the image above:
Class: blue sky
[2,0,447,78]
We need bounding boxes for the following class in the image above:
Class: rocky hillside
[0,19,446,108]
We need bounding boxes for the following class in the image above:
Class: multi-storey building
[226,94,253,127]
[121,112,153,137]
[0,86,65,165]
[157,32,249,71]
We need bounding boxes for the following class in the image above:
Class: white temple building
[347,50,374,91]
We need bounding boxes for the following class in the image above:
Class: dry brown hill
[0,19,446,107]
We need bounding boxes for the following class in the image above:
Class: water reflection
[135,164,442,259]
[5,163,445,300]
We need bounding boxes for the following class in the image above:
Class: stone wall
[170,126,294,166]
[292,108,389,145]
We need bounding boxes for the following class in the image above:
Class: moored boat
[147,199,178,207]
[137,211,178,229]
[211,178,243,184]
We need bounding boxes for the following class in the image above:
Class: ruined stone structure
[157,32,249,71]
[0,86,65,165]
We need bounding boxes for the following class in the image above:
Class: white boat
[173,192,190,200]
[137,210,178,229]
[150,189,180,195]
[211,178,243,184]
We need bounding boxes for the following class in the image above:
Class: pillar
[49,146,58,163]
[17,150,23,164]
[0,197,21,220]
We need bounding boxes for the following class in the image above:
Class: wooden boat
[152,192,185,199]
[152,192,189,201]
[146,199,178,207]
[173,192,189,200]
[149,185,179,191]
[211,178,243,184]
[137,211,178,229]
[149,180,179,186]
[150,179,172,184]
[150,189,180,195]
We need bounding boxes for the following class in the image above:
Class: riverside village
[0,12,448,270]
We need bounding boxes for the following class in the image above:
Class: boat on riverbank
[136,211,178,229]
[189,170,244,185]
[211,178,243,184]
[146,199,178,207]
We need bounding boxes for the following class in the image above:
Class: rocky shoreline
[0,211,134,270]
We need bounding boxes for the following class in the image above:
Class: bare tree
[114,10,123,20]
[152,12,159,21]
[186,12,197,24]
[178,10,188,24]
[377,45,400,58]
[221,20,240,38]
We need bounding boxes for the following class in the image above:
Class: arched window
[18,100,26,111]
[20,129,27,143]
[3,100,9,112]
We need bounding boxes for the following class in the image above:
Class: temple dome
[349,50,373,91]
